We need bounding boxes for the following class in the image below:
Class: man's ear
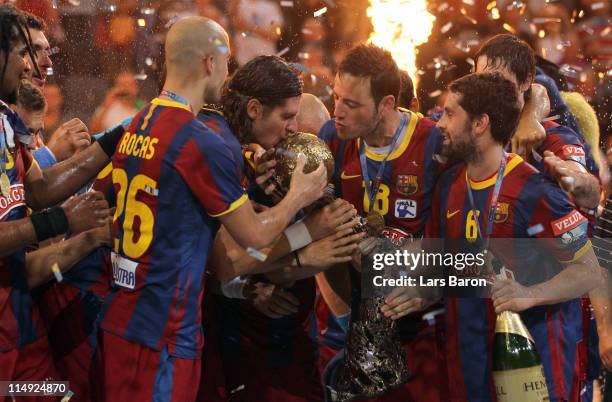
[378,94,396,117]
[473,114,490,135]
[246,98,263,120]
[203,54,214,76]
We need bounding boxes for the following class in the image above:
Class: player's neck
[466,144,504,182]
[364,109,401,148]
[161,80,204,115]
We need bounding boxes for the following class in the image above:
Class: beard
[440,128,479,163]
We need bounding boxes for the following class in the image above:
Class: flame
[367,0,435,80]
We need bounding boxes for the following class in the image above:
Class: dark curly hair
[18,80,45,112]
[338,44,401,108]
[0,5,40,93]
[449,73,521,145]
[220,55,302,144]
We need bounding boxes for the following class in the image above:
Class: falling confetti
[460,9,477,24]
[532,17,562,24]
[503,23,516,33]
[429,89,442,97]
[486,1,497,10]
[145,57,153,66]
[137,19,146,27]
[134,72,148,81]
[298,52,310,60]
[591,2,605,10]
[314,7,328,17]
[462,0,475,5]
[141,7,155,15]
[275,47,290,57]
[280,0,294,6]
[68,0,80,6]
[51,0,57,9]
[46,67,54,76]
[440,22,453,34]
[491,8,500,20]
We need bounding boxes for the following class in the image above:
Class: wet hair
[398,70,415,109]
[0,5,40,89]
[475,34,536,87]
[338,44,401,108]
[221,55,302,143]
[18,80,45,112]
[448,73,521,145]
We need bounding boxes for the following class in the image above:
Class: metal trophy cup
[330,237,411,402]
[270,133,410,401]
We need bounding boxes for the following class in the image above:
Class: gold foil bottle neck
[495,310,534,342]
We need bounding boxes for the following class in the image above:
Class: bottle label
[494,366,549,402]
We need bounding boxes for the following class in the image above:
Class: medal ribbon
[465,151,507,249]
[359,113,408,212]
[160,90,192,111]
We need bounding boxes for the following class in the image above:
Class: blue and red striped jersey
[0,102,46,351]
[426,153,591,401]
[100,98,248,359]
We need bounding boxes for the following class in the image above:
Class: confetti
[486,1,497,10]
[462,0,475,5]
[61,391,74,402]
[165,16,178,29]
[230,385,246,395]
[137,18,146,27]
[440,22,453,34]
[325,85,333,95]
[46,67,54,76]
[290,62,310,73]
[437,3,450,12]
[275,47,290,57]
[301,28,313,35]
[298,52,310,60]
[107,4,117,12]
[275,26,281,35]
[532,17,562,24]
[322,0,337,7]
[246,247,267,262]
[466,57,475,66]
[141,7,155,15]
[527,224,544,236]
[578,9,585,18]
[134,72,148,81]
[591,2,605,10]
[52,263,63,283]
[460,8,477,24]
[68,0,80,6]
[51,0,57,9]
[491,7,500,20]
[313,7,327,17]
[559,64,580,78]
[601,26,611,37]
[503,23,516,33]
[145,57,153,66]
[280,0,294,7]
[538,29,546,38]
[429,90,442,97]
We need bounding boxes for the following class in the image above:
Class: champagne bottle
[492,303,549,401]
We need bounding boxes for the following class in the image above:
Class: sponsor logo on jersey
[551,210,587,236]
[446,209,460,219]
[381,226,411,247]
[561,145,586,165]
[396,174,418,195]
[341,171,361,180]
[494,202,509,223]
[0,184,25,220]
[111,251,138,290]
[395,199,417,219]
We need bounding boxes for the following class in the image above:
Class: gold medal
[0,172,10,197]
[365,210,385,235]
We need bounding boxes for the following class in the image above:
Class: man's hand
[253,147,278,196]
[512,83,550,158]
[303,199,357,241]
[599,328,612,371]
[491,279,536,314]
[382,288,435,320]
[61,191,113,235]
[543,150,600,209]
[300,227,365,268]
[46,118,91,162]
[286,154,327,208]
[246,282,300,319]
[84,216,113,248]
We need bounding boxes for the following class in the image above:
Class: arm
[218,155,327,249]
[492,246,601,313]
[0,191,112,258]
[315,264,352,316]
[24,126,124,210]
[589,267,612,370]
[544,150,601,209]
[25,222,111,288]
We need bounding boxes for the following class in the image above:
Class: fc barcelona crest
[396,174,418,195]
[494,202,509,223]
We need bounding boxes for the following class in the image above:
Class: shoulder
[318,119,338,143]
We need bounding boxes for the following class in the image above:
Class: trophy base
[330,298,412,402]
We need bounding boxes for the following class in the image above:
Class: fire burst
[367,0,435,80]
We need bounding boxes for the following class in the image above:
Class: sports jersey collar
[357,110,418,162]
[151,97,192,113]
[468,153,523,190]
[200,106,225,118]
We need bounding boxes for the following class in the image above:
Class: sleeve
[32,146,57,169]
[542,123,588,167]
[174,127,248,217]
[530,181,591,263]
[19,142,34,174]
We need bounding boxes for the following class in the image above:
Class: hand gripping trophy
[268,133,411,402]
